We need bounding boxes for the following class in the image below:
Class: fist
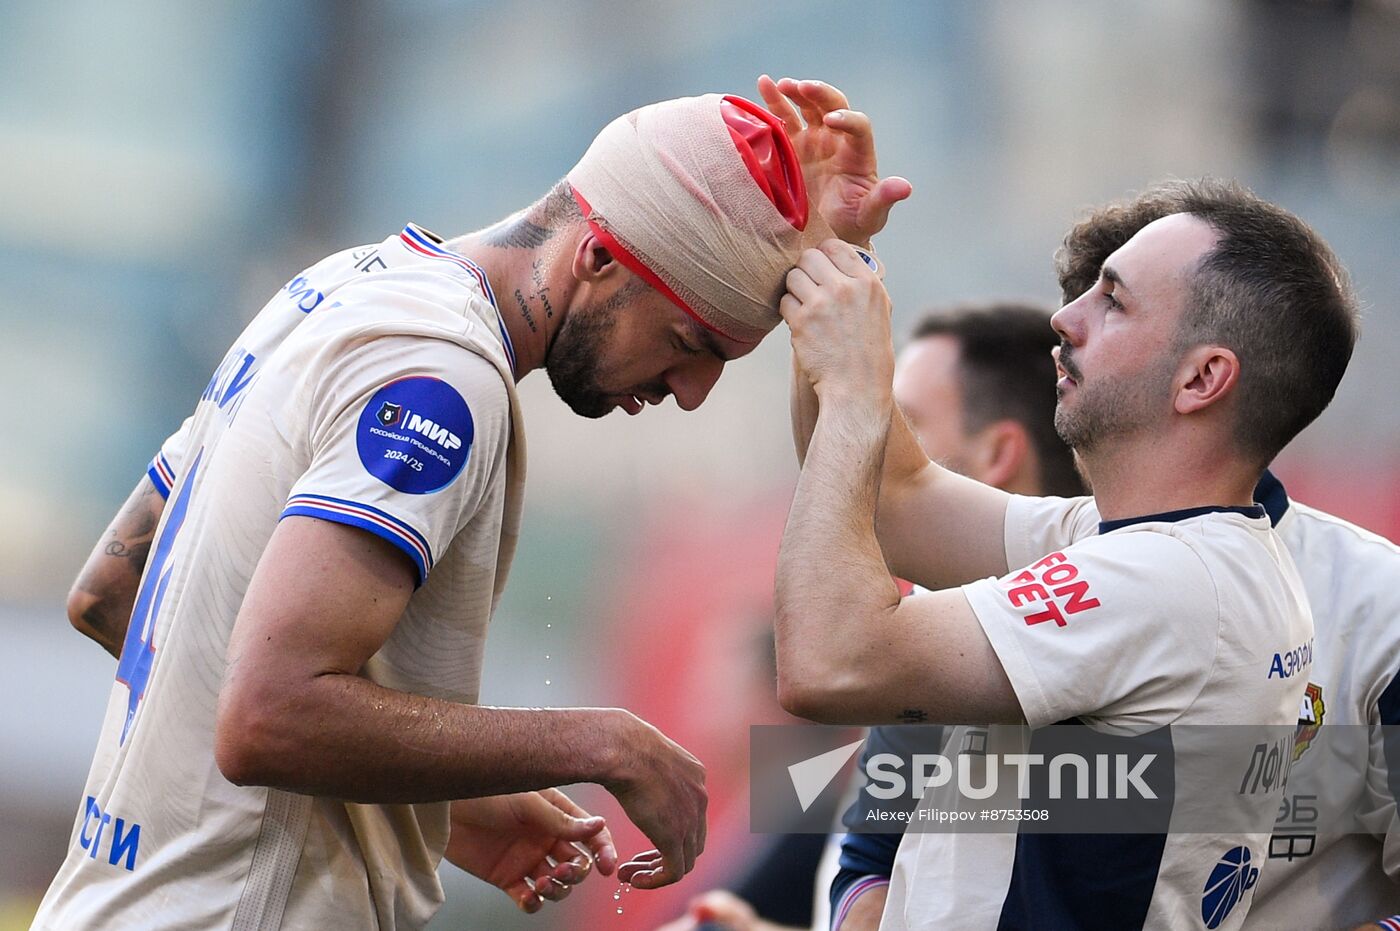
[780,239,895,400]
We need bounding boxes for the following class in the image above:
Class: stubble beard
[545,278,649,419]
[1054,361,1176,454]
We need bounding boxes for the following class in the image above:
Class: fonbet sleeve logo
[356,376,474,494]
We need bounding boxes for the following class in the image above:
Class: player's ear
[572,229,618,284]
[970,420,1031,490]
[1175,345,1240,415]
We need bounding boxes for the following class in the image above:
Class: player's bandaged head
[567,93,838,343]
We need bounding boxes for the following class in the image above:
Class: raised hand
[757,75,912,246]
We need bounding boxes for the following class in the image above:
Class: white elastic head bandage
[568,93,840,343]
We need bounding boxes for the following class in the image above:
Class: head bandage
[567,93,839,343]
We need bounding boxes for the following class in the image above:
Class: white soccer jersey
[1238,476,1400,928]
[34,225,525,931]
[882,495,1313,931]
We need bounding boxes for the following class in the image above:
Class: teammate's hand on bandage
[446,788,616,913]
[757,75,912,247]
[781,239,896,403]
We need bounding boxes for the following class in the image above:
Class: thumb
[554,812,607,842]
[515,792,607,839]
[856,176,913,237]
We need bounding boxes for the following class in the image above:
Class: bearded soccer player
[36,78,909,930]
[1050,185,1400,931]
[774,179,1357,929]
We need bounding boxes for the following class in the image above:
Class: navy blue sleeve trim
[146,453,176,500]
[830,869,888,930]
[281,494,432,587]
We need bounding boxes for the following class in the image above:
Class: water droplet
[613,892,620,901]
[544,679,551,686]
[546,623,552,628]
[616,906,624,915]
[544,654,550,660]
[624,884,631,893]
[547,595,552,601]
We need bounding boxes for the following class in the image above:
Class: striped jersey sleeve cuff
[1377,917,1400,931]
[281,493,433,586]
[832,875,889,931]
[146,453,177,500]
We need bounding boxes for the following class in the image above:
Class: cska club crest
[377,401,403,427]
[1292,682,1325,762]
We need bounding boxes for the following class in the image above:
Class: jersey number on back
[116,449,204,744]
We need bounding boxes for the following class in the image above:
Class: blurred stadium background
[3,1,1399,927]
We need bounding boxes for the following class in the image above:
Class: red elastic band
[570,187,738,341]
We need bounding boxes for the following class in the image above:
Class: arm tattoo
[102,494,158,559]
[73,479,165,657]
[104,538,151,559]
[897,708,930,724]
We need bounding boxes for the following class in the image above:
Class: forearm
[790,352,820,468]
[217,673,628,804]
[872,405,935,581]
[872,404,1012,589]
[793,355,931,520]
[776,392,902,716]
[794,354,982,590]
[68,477,164,658]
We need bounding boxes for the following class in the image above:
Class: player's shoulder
[293,324,511,450]
[1003,494,1102,563]
[346,331,509,404]
[1046,524,1219,611]
[333,252,492,320]
[1283,502,1400,631]
[1140,508,1282,564]
[1285,501,1400,562]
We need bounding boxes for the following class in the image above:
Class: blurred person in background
[656,303,1085,931]
[34,78,909,930]
[774,179,1358,929]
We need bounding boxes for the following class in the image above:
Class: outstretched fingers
[758,74,803,133]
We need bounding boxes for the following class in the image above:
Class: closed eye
[673,333,705,356]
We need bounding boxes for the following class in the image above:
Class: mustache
[1057,342,1083,382]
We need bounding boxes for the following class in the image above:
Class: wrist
[814,382,893,417]
[850,244,884,280]
[586,707,640,792]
